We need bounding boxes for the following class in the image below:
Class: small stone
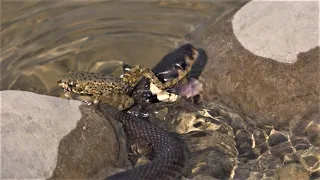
[275,163,310,180]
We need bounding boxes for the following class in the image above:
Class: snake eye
[181,44,197,60]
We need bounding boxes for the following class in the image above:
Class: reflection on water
[0,1,237,96]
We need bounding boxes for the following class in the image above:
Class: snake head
[178,43,199,70]
[155,44,199,84]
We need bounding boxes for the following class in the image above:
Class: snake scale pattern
[100,104,186,180]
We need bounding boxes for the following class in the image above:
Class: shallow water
[2,1,320,179]
[1,1,237,96]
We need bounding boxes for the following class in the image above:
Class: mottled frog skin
[57,71,134,110]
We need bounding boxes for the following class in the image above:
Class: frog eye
[123,64,133,72]
[68,81,77,88]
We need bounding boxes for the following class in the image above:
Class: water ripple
[0,1,237,96]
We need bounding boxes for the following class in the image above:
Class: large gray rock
[232,1,319,63]
[0,90,130,179]
[1,90,81,179]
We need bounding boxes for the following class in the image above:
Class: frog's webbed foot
[84,101,93,106]
[77,95,98,106]
[82,95,99,106]
[92,96,100,105]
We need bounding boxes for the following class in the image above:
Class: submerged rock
[275,163,310,180]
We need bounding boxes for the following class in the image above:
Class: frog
[57,71,134,110]
[57,44,199,110]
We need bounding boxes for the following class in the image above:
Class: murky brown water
[1,1,237,96]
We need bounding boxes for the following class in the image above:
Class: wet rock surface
[189,3,320,177]
[275,163,310,180]
[1,91,131,179]
[195,2,320,127]
[136,95,319,179]
[135,101,238,179]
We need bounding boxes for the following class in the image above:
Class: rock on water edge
[198,2,320,127]
[1,90,82,179]
[0,90,130,179]
[0,91,81,179]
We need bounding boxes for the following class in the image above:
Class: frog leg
[120,66,143,87]
[99,92,134,110]
[91,95,100,105]
[122,65,163,88]
[123,65,178,90]
[140,65,195,90]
